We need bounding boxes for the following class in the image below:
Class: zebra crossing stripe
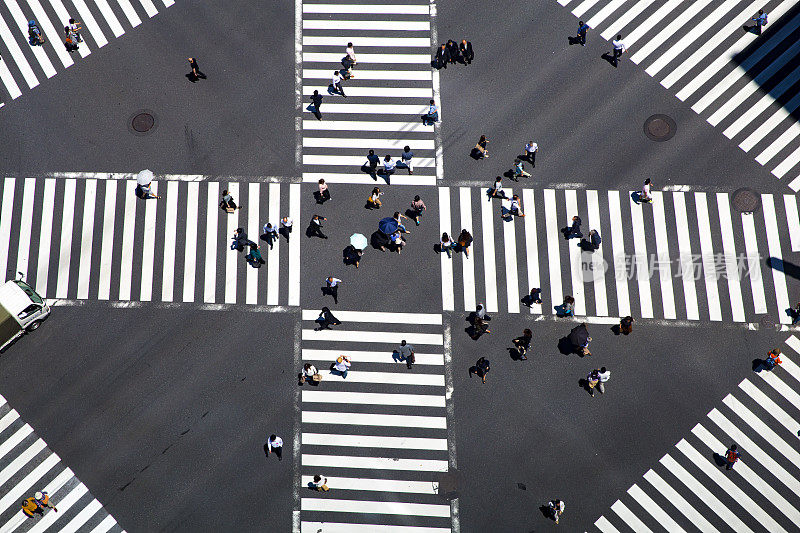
[594,515,622,533]
[183,182,199,303]
[4,0,56,78]
[0,9,38,89]
[626,484,686,533]
[480,192,498,313]
[650,192,676,319]
[438,187,454,312]
[35,180,55,296]
[141,182,159,301]
[288,184,301,306]
[59,498,103,532]
[28,482,89,532]
[750,374,800,431]
[302,390,445,407]
[71,0,108,47]
[623,0,683,49]
[0,424,33,462]
[300,475,440,493]
[204,182,219,303]
[565,190,586,315]
[746,100,800,154]
[629,0,713,65]
[76,179,97,300]
[0,178,15,280]
[301,498,450,517]
[0,452,58,519]
[610,499,653,532]
[460,187,477,312]
[303,52,430,64]
[642,469,720,533]
[87,514,117,533]
[302,3,430,14]
[55,179,76,299]
[502,193,520,314]
[92,0,125,37]
[600,0,656,41]
[301,370,444,386]
[544,190,562,314]
[607,191,629,317]
[138,0,159,18]
[300,522,450,533]
[266,182,280,306]
[672,192,699,320]
[302,348,444,365]
[694,193,721,321]
[302,454,449,471]
[762,195,791,323]
[724,63,800,140]
[246,183,259,305]
[224,182,240,304]
[740,212,767,314]
[716,194,745,322]
[303,119,431,131]
[302,36,431,47]
[118,181,137,301]
[784,196,800,252]
[116,0,143,27]
[27,0,75,68]
[301,310,442,324]
[302,20,430,30]
[303,137,435,149]
[522,189,541,314]
[780,339,800,383]
[303,69,432,81]
[162,181,180,302]
[586,190,607,316]
[629,196,653,318]
[301,433,447,450]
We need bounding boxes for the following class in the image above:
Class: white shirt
[263,223,277,235]
[493,181,503,192]
[311,476,327,487]
[642,183,651,196]
[392,233,403,244]
[525,142,538,153]
[598,370,611,382]
[612,39,626,52]
[303,365,318,377]
[332,72,343,85]
[69,22,80,32]
[268,436,283,450]
[281,217,293,228]
[383,158,395,171]
[334,358,351,372]
[510,198,521,211]
[327,277,342,287]
[476,306,486,318]
[346,46,355,60]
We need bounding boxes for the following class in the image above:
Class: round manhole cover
[732,188,760,214]
[132,113,154,132]
[644,114,676,141]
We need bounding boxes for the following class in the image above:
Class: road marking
[302,348,443,365]
[76,179,97,299]
[459,187,476,312]
[289,184,301,306]
[303,119,431,131]
[301,433,447,450]
[35,180,55,296]
[204,181,219,303]
[480,190,498,313]
[723,394,800,470]
[71,0,108,47]
[300,475,440,493]
[301,498,450,517]
[118,181,137,300]
[300,523,450,533]
[0,451,58,523]
[161,181,179,302]
[672,192,699,319]
[308,103,430,115]
[0,8,38,89]
[522,189,541,314]
[586,190,607,316]
[594,516,622,533]
[0,178,15,281]
[29,482,89,532]
[115,0,143,26]
[629,194,653,318]
[607,190,629,317]
[55,179,76,299]
[246,183,259,305]
[651,192,676,319]
[762,195,791,323]
[267,183,280,305]
[138,0,158,17]
[741,212,767,314]
[91,0,125,37]
[303,155,434,168]
[301,309,442,324]
[0,438,45,486]
[643,469,720,532]
[302,36,431,47]
[741,92,800,153]
[564,190,585,315]
[302,390,445,407]
[586,0,625,27]
[623,0,683,48]
[302,3,430,14]
[4,0,56,78]
[627,484,686,533]
[502,189,520,313]
[302,370,444,386]
[303,52,431,64]
[437,187,454,311]
[303,69,432,81]
[601,0,656,41]
[182,182,199,303]
[27,0,75,67]
[694,192,721,321]
[303,137,436,149]
[302,173,436,185]
[750,374,800,433]
[302,454,448,471]
[59,498,103,532]
[610,500,652,532]
[302,20,430,30]
[140,182,158,301]
[302,329,443,345]
[544,189,561,314]
[0,424,33,462]
[716,193,745,322]
[630,0,713,65]
[224,182,239,304]
[724,63,800,139]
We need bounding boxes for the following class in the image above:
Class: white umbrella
[136,169,154,186]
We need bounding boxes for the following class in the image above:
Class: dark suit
[459,41,474,64]
[446,41,460,63]
[435,46,449,69]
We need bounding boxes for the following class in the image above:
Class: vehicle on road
[0,276,50,352]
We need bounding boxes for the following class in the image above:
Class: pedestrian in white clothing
[506,194,525,218]
[265,434,283,461]
[611,35,627,66]
[333,355,351,378]
[311,474,330,491]
[640,178,653,203]
[324,277,342,304]
[382,155,396,176]
[261,222,278,249]
[331,70,346,97]
[280,216,293,242]
[524,141,538,166]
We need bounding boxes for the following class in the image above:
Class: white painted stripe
[781,344,800,384]
[303,137,435,150]
[716,194,745,321]
[302,20,430,31]
[0,451,58,521]
[630,0,712,64]
[677,438,787,532]
[601,0,657,41]
[3,0,56,78]
[571,0,601,18]
[755,118,800,165]
[118,181,137,300]
[303,36,431,47]
[303,120,432,132]
[302,390,445,407]
[303,69,432,81]
[289,183,301,306]
[480,191,498,313]
[137,0,158,17]
[723,394,800,469]
[302,454,448,472]
[35,180,55,296]
[0,9,38,89]
[303,52,430,64]
[522,189,541,314]
[708,408,800,498]
[140,182,158,301]
[76,179,97,299]
[303,4,429,14]
[745,99,800,153]
[586,190,607,316]
[622,0,683,47]
[0,179,15,280]
[303,155,434,168]
[645,0,738,76]
[0,437,45,486]
[565,190,586,315]
[182,182,199,302]
[643,469,720,533]
[303,370,444,386]
[660,0,778,89]
[59,498,103,533]
[304,329,439,353]
[87,515,117,533]
[302,173,436,186]
[306,103,430,115]
[301,310,441,324]
[300,475,439,493]
[204,182,219,303]
[672,192,699,319]
[91,0,125,37]
[610,500,652,532]
[750,374,800,433]
[627,484,685,532]
[692,421,800,527]
[784,174,800,193]
[0,424,33,461]
[0,54,21,99]
[161,181,179,302]
[459,187,476,312]
[302,348,443,366]
[301,498,449,517]
[56,179,76,299]
[301,522,449,533]
[27,482,89,533]
[741,212,767,314]
[97,182,120,299]
[660,453,752,532]
[266,183,280,305]
[586,0,626,28]
[763,195,791,323]
[544,189,562,314]
[650,192,675,318]
[594,516,622,533]
[302,433,447,450]
[224,183,239,304]
[115,0,142,26]
[724,64,800,139]
[629,194,653,318]
[246,183,259,305]
[161,0,173,6]
[608,191,629,317]
[71,0,108,47]
[0,409,19,434]
[502,191,520,314]
[772,145,800,179]
[27,0,75,67]
[694,193,721,321]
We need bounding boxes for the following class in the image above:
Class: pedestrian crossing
[299,310,454,533]
[558,0,800,191]
[0,0,173,104]
[0,176,300,306]
[439,186,800,323]
[300,0,440,187]
[0,393,125,532]
[594,334,800,532]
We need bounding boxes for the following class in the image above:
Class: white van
[0,278,50,352]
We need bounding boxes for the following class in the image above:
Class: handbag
[312,373,322,382]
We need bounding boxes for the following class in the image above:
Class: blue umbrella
[350,233,368,250]
[378,217,399,235]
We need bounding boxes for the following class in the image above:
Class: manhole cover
[437,470,459,501]
[132,113,154,132]
[732,188,761,214]
[644,114,676,141]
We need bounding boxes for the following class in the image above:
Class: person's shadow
[631,191,643,204]
[392,350,404,363]
[752,358,769,372]
[306,104,322,120]
[578,377,593,395]
[601,52,619,68]
[279,226,292,242]
[743,24,761,34]
[313,191,328,204]
[557,336,575,355]
[578,239,596,252]
[561,226,581,240]
[712,453,728,467]
[568,36,582,45]
[499,205,512,221]
[469,147,483,160]
[508,347,524,361]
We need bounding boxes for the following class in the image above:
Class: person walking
[344,245,362,268]
[548,499,565,524]
[393,211,411,233]
[231,227,251,252]
[390,231,405,254]
[367,187,383,209]
[332,70,346,97]
[68,18,82,42]
[562,295,575,316]
[136,182,160,199]
[620,315,634,335]
[507,194,525,217]
[752,10,768,34]
[475,303,491,322]
[317,306,341,330]
[22,491,57,517]
[725,444,741,470]
[245,244,265,267]
[641,178,653,203]
[299,363,319,385]
[398,340,415,369]
[513,328,533,360]
[459,39,474,64]
[488,176,507,201]
[577,20,589,45]
[611,35,627,66]
[434,43,450,69]
[310,90,323,120]
[365,149,380,179]
[311,474,330,492]
[317,179,331,204]
[457,229,473,258]
[187,57,206,81]
[261,222,278,249]
[587,367,610,396]
[280,216,293,241]
[528,287,543,304]
[589,229,601,250]
[382,155,396,177]
[308,215,328,239]
[513,159,531,181]
[423,99,438,125]
[475,135,489,159]
[220,189,239,212]
[439,232,455,257]
[792,301,800,324]
[345,42,357,74]
[447,39,460,64]
[568,215,582,238]
[579,335,593,356]
[524,140,538,166]
[324,277,342,304]
[411,195,426,225]
[400,146,414,174]
[64,26,78,52]
[333,355,351,378]
[469,356,491,383]
[265,434,283,461]
[764,348,782,370]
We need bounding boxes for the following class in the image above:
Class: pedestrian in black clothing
[231,227,254,252]
[324,277,342,304]
[725,444,741,470]
[308,215,328,239]
[447,40,460,63]
[513,329,533,360]
[435,43,449,69]
[469,357,490,383]
[568,215,582,238]
[310,90,323,120]
[316,307,341,330]
[589,229,601,250]
[187,57,206,82]
[577,21,589,45]
[752,10,767,34]
[527,287,542,305]
[459,39,474,64]
[365,149,380,179]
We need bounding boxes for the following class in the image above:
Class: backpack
[726,450,739,462]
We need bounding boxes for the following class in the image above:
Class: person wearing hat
[22,491,57,517]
